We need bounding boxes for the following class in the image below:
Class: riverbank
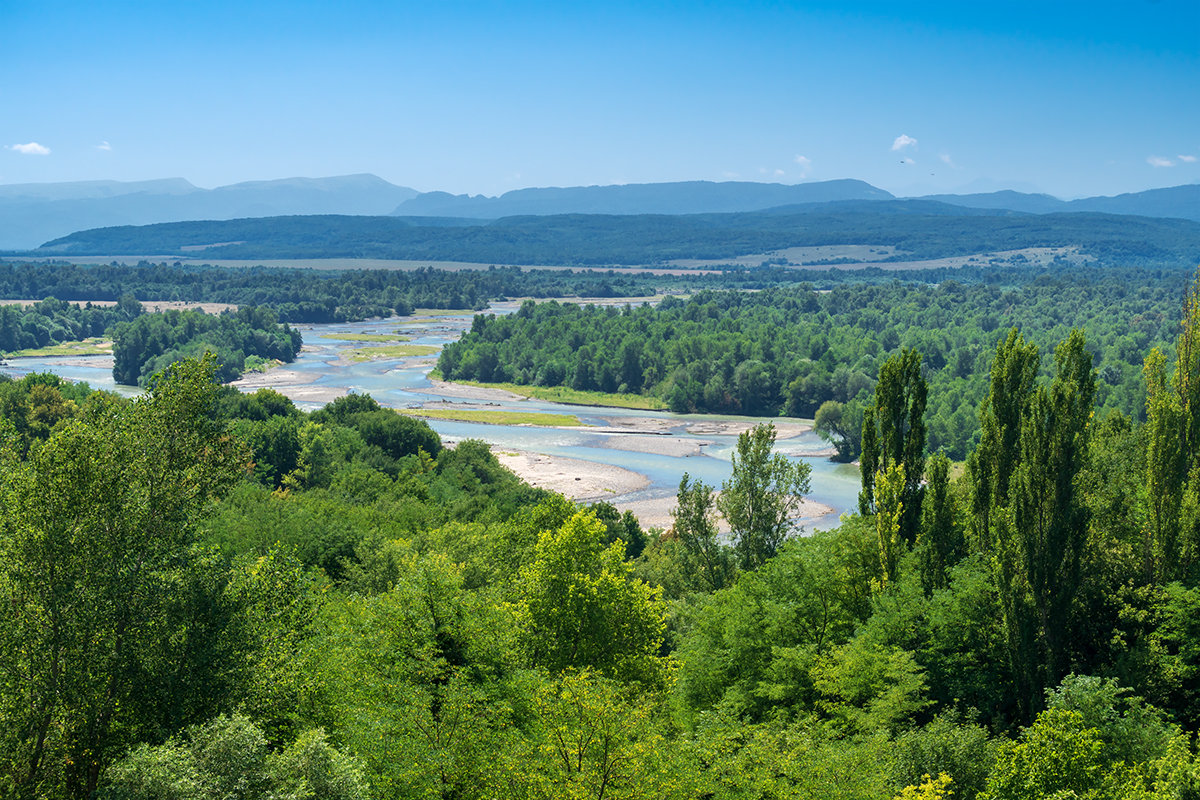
[616,494,837,533]
[493,449,650,501]
[491,447,835,532]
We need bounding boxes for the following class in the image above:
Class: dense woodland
[31,204,1200,268]
[110,306,303,386]
[439,273,1188,458]
[7,266,1200,797]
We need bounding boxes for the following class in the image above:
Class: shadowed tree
[968,329,1039,553]
[860,348,927,545]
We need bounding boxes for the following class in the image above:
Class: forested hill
[30,203,1200,267]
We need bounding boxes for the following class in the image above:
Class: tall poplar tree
[994,330,1095,720]
[968,328,1039,552]
[859,348,927,545]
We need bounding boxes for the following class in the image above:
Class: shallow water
[2,302,861,529]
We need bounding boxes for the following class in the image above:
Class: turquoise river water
[1,301,861,530]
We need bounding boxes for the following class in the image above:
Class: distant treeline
[31,204,1200,267]
[0,261,705,321]
[439,273,1188,458]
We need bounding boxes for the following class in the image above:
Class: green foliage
[0,296,138,355]
[0,357,247,799]
[995,330,1095,719]
[111,305,301,386]
[979,708,1118,800]
[39,205,1200,268]
[440,274,1185,457]
[811,636,931,736]
[514,511,666,684]
[309,549,517,798]
[718,423,812,570]
[860,348,928,546]
[890,713,995,800]
[874,463,907,587]
[517,669,690,800]
[969,328,1039,552]
[14,271,1200,797]
[674,528,872,722]
[815,398,866,462]
[671,472,734,593]
[101,714,368,800]
[917,452,965,594]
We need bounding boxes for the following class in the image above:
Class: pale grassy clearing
[344,344,440,362]
[4,337,113,358]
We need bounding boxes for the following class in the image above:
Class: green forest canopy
[438,273,1185,459]
[7,264,1200,796]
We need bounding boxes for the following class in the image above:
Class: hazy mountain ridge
[0,174,419,250]
[389,179,895,217]
[6,174,1200,253]
[920,184,1200,220]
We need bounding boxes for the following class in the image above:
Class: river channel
[2,301,861,531]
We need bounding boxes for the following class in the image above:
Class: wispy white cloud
[1180,154,1197,163]
[8,142,50,155]
[1148,156,1175,167]
[901,156,915,165]
[774,168,785,177]
[794,154,812,177]
[891,134,918,151]
[722,170,740,179]
[96,140,112,151]
[939,153,958,168]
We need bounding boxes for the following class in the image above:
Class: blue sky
[2,0,1197,198]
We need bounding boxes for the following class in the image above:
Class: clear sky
[2,0,1197,199]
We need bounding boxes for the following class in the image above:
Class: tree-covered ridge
[110,306,303,386]
[31,204,1200,268]
[439,274,1184,458]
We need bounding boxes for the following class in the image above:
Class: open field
[670,245,1091,272]
[0,298,240,313]
[343,344,440,362]
[13,255,723,275]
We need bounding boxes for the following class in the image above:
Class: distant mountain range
[924,185,1200,220]
[388,179,894,217]
[3,173,1200,252]
[0,174,418,250]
